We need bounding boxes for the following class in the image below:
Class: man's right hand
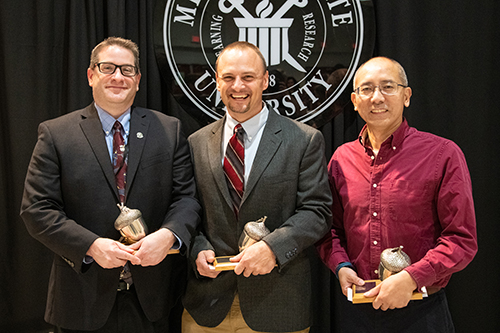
[86,238,141,269]
[338,267,365,297]
[195,250,221,278]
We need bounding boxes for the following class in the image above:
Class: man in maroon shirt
[317,57,477,332]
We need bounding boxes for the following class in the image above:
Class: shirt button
[373,212,378,217]
[371,156,375,160]
[373,184,377,188]
[375,269,378,274]
[393,146,396,150]
[373,240,378,245]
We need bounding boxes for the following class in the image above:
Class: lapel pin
[136,132,144,139]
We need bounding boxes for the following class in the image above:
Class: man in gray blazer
[20,37,200,332]
[182,42,332,332]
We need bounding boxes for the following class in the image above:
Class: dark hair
[89,37,140,73]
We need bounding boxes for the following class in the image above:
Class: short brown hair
[89,37,140,73]
[215,41,267,74]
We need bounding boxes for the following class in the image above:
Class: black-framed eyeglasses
[354,81,407,98]
[96,62,138,77]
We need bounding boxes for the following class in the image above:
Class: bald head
[216,41,267,75]
[353,57,408,90]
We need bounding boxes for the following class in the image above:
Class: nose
[111,68,126,80]
[371,86,385,102]
[232,76,245,90]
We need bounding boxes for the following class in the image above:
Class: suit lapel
[243,110,282,204]
[79,104,118,200]
[126,107,150,200]
[208,117,234,209]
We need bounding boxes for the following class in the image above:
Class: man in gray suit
[182,41,332,332]
[20,37,200,332]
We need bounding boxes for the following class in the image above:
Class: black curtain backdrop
[1,1,498,332]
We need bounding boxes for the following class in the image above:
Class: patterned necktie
[223,124,245,216]
[113,121,127,204]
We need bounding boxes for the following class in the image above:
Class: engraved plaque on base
[347,246,423,304]
[348,280,424,304]
[211,216,270,271]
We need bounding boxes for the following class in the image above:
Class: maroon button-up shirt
[317,119,477,290]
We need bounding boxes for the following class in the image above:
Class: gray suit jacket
[20,104,200,330]
[183,110,332,332]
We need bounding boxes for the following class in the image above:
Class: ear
[215,72,221,92]
[262,70,269,91]
[404,87,412,107]
[135,73,142,91]
[351,92,359,112]
[87,68,94,87]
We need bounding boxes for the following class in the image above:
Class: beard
[226,99,251,115]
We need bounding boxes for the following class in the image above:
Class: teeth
[232,94,248,99]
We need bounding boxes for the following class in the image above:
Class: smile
[231,94,249,100]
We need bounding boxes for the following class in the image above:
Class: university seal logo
[154,0,374,127]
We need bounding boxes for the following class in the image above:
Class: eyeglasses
[96,62,138,77]
[354,81,407,98]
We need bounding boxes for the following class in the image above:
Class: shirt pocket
[389,179,434,223]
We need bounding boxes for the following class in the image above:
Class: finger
[116,242,136,253]
[356,277,365,286]
[200,263,220,278]
[341,283,351,297]
[233,264,242,275]
[199,250,216,263]
[372,298,381,310]
[124,251,141,265]
[127,240,143,251]
[102,258,127,269]
[364,283,381,297]
[230,252,242,262]
[204,253,216,263]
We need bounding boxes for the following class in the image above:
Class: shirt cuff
[171,232,182,250]
[335,262,355,278]
[83,255,94,264]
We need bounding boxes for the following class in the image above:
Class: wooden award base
[209,255,279,271]
[210,256,238,271]
[131,248,179,255]
[348,279,425,304]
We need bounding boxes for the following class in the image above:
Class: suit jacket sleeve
[156,117,201,253]
[20,122,99,272]
[262,129,332,268]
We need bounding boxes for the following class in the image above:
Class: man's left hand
[364,270,417,311]
[232,241,276,277]
[127,228,176,266]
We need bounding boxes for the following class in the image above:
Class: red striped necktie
[113,121,127,204]
[223,124,245,217]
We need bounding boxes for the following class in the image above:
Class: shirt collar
[225,105,269,142]
[95,103,131,137]
[358,118,409,150]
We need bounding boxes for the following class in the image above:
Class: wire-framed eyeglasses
[354,81,407,98]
